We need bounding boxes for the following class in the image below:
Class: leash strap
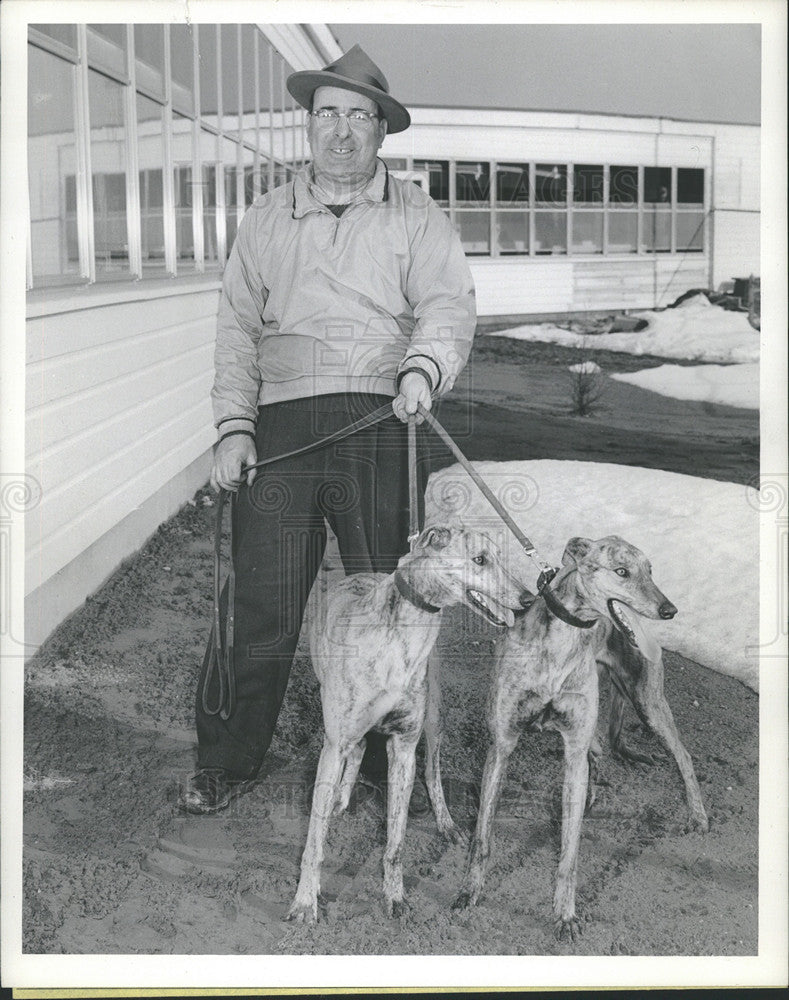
[416,404,555,576]
[203,400,396,720]
[416,404,595,628]
[407,415,420,550]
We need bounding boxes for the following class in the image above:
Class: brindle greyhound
[453,535,708,941]
[287,523,532,923]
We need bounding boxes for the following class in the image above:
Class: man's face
[306,85,387,189]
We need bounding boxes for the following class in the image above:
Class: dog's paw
[687,809,709,834]
[612,740,662,767]
[439,821,469,847]
[386,896,410,920]
[285,900,318,924]
[553,915,583,943]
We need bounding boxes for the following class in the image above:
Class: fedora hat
[287,44,411,134]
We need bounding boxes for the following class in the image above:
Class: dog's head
[403,523,531,627]
[561,535,677,657]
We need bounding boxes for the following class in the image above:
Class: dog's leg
[335,737,366,816]
[424,649,464,843]
[609,685,661,765]
[553,677,598,942]
[383,731,419,917]
[453,726,518,910]
[629,658,709,832]
[287,738,345,923]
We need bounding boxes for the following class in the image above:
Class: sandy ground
[23,335,759,956]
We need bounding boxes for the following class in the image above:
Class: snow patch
[426,460,759,690]
[612,363,759,409]
[489,294,759,364]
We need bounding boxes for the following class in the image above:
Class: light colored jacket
[212,159,476,426]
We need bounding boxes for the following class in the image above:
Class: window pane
[676,211,705,251]
[171,23,195,114]
[199,25,219,119]
[610,166,638,205]
[456,162,490,205]
[134,24,164,73]
[137,93,165,271]
[88,70,128,275]
[677,168,704,205]
[455,211,490,255]
[573,164,603,205]
[222,136,241,250]
[89,24,126,49]
[607,211,637,253]
[496,163,530,205]
[643,209,671,252]
[571,211,603,253]
[173,111,196,268]
[198,128,219,266]
[496,210,529,254]
[534,211,567,254]
[644,166,671,204]
[221,24,239,126]
[29,47,80,282]
[32,24,77,49]
[413,159,448,205]
[535,164,566,206]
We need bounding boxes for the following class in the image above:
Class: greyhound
[287,523,532,923]
[453,535,708,941]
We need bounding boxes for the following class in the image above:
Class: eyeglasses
[309,108,380,128]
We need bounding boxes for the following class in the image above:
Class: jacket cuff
[396,354,442,394]
[214,415,257,439]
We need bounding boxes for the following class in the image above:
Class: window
[137,93,165,271]
[413,160,448,206]
[28,46,80,283]
[88,70,129,276]
[608,165,638,253]
[496,163,529,255]
[571,164,603,254]
[27,24,302,289]
[676,168,705,252]
[534,164,567,254]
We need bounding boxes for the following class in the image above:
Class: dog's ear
[562,536,592,566]
[420,526,452,550]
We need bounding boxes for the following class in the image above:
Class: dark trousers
[195,393,429,780]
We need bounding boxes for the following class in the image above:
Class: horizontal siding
[26,406,214,591]
[25,289,220,592]
[713,127,760,211]
[572,259,709,311]
[471,259,573,315]
[712,212,760,287]
[472,257,710,316]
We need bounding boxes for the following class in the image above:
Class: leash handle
[416,403,555,577]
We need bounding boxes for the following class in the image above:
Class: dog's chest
[497,615,598,708]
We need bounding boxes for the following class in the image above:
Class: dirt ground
[23,334,759,956]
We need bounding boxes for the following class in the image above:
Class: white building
[24,23,760,650]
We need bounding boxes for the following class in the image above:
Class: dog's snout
[659,600,678,620]
[519,588,536,609]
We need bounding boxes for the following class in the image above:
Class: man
[179,45,476,815]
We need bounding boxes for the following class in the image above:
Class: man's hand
[210,434,258,492]
[392,371,432,424]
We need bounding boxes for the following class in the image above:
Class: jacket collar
[292,158,389,219]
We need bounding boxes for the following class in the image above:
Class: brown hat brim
[287,70,411,134]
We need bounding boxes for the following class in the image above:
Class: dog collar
[394,570,442,614]
[537,569,598,630]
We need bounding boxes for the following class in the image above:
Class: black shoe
[178,767,254,815]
